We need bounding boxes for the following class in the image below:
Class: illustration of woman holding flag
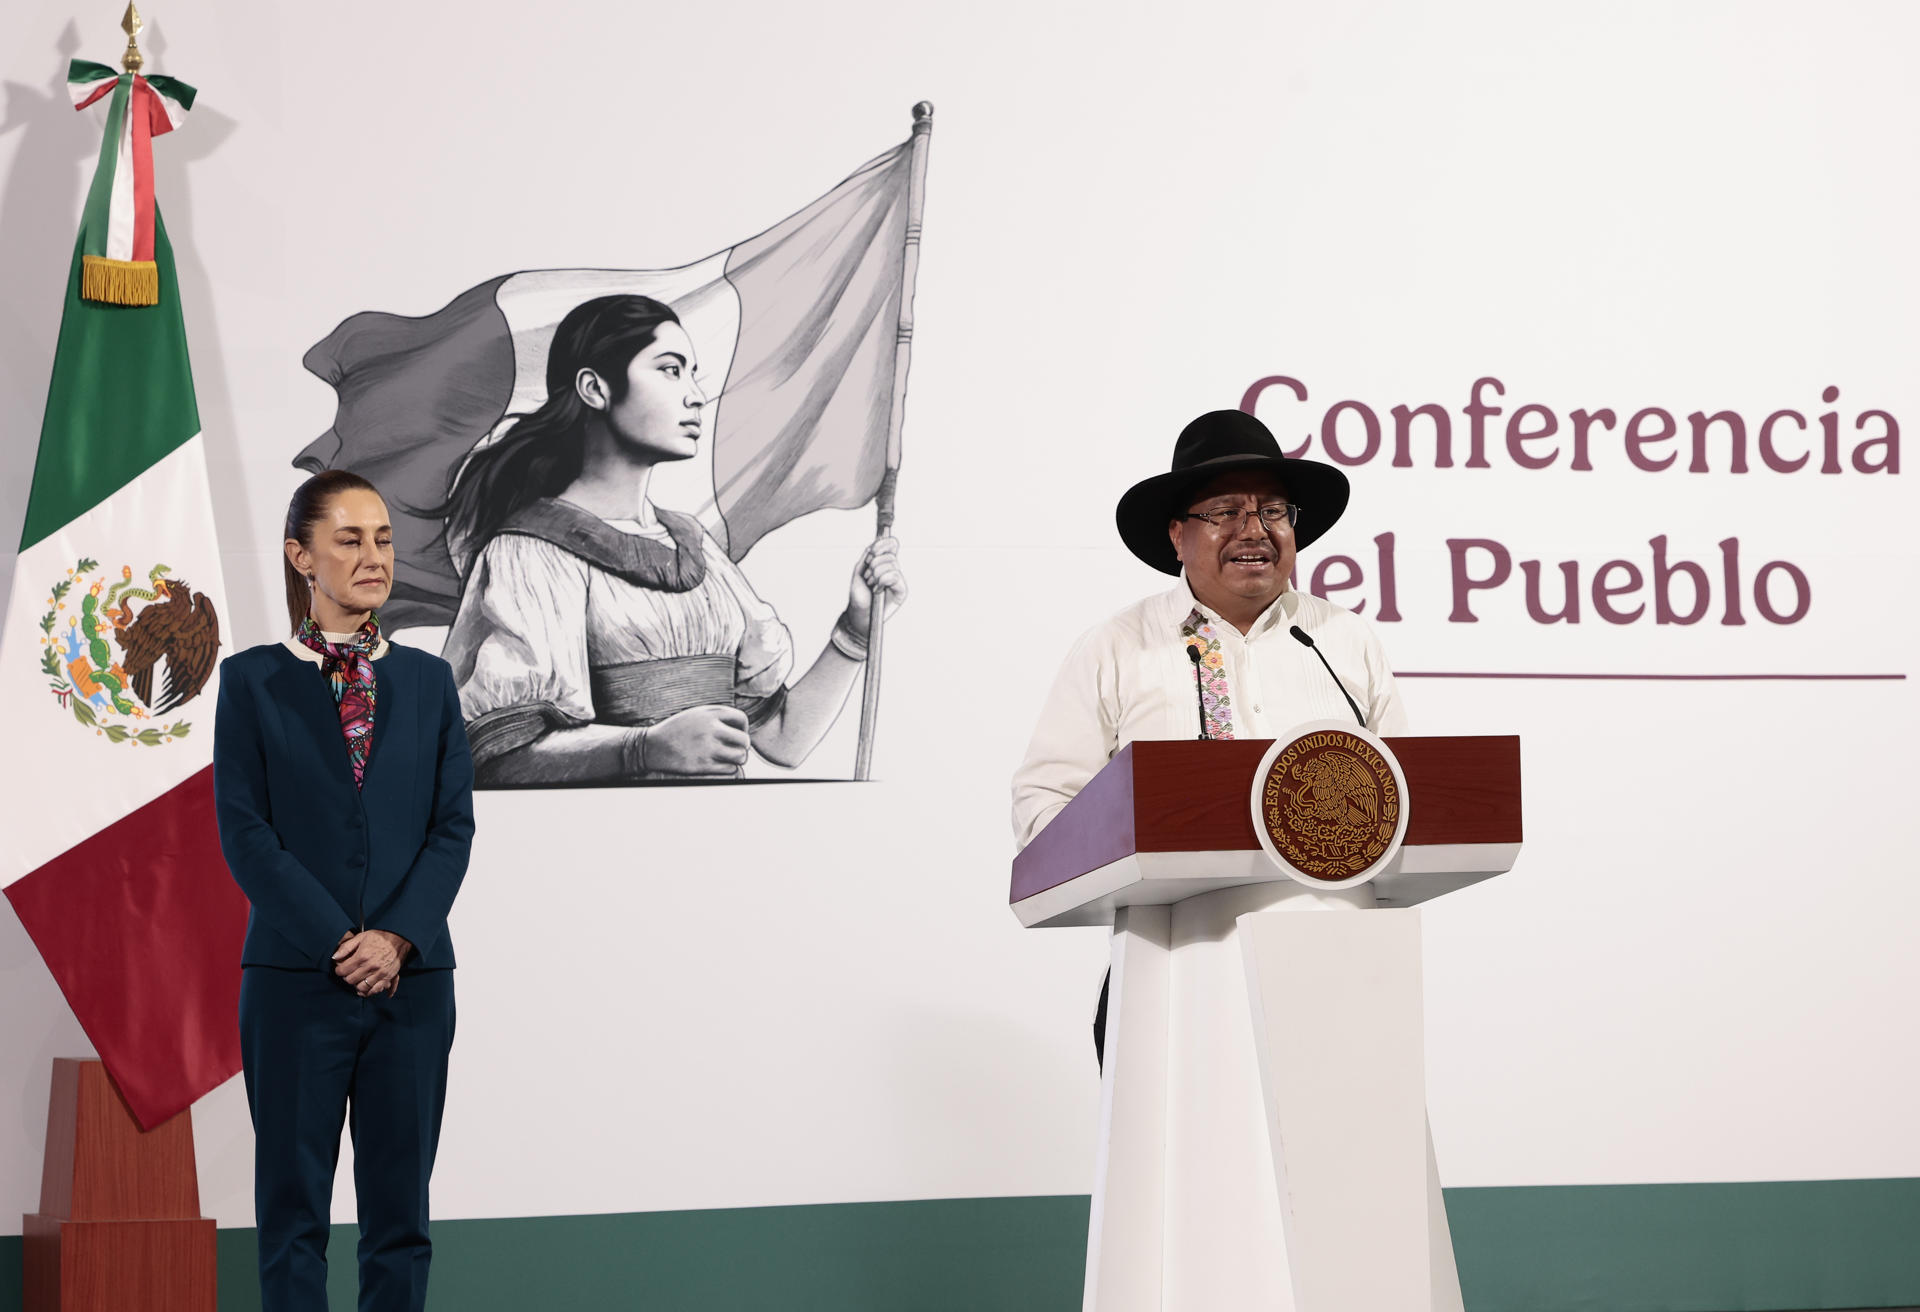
[436,294,906,785]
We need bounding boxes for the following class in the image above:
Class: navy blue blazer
[213,640,476,971]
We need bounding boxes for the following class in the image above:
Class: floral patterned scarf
[295,614,380,788]
[1180,608,1235,740]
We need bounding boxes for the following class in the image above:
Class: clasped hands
[334,929,412,998]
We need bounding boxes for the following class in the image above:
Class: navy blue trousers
[240,966,455,1312]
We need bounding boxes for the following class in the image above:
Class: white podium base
[1085,882,1464,1312]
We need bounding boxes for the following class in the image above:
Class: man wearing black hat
[1012,409,1407,1060]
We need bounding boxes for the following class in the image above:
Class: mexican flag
[0,60,246,1129]
[296,116,930,629]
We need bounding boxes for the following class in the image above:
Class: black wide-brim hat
[1116,409,1351,575]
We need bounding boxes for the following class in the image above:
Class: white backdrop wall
[1,0,1916,1234]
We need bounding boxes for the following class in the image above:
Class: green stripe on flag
[146,74,199,112]
[67,59,118,88]
[75,76,127,261]
[19,212,201,551]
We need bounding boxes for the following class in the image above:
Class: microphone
[1288,625,1366,729]
[1185,644,1209,740]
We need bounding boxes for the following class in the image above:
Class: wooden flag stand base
[23,1059,215,1311]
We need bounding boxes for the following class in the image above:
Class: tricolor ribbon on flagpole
[68,59,195,307]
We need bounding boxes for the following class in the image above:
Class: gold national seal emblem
[1256,728,1402,881]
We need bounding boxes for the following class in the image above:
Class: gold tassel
[80,255,159,306]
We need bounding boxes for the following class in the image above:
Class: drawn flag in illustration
[297,122,924,630]
[0,59,246,1129]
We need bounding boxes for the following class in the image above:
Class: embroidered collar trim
[495,498,709,593]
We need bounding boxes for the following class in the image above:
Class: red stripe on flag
[129,76,156,262]
[73,79,118,112]
[147,83,179,138]
[4,766,247,1129]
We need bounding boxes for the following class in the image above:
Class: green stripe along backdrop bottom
[0,1181,1910,1312]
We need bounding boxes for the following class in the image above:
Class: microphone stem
[1289,625,1366,729]
[1187,647,1209,740]
[1315,645,1367,728]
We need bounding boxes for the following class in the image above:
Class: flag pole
[853,101,933,782]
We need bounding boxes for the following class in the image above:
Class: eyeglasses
[1181,505,1300,532]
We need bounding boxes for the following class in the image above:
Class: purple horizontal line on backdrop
[1394,671,1907,682]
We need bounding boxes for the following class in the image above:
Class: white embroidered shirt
[1010,583,1409,848]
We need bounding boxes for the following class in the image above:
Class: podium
[1012,726,1522,1312]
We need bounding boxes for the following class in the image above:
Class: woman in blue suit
[214,469,475,1312]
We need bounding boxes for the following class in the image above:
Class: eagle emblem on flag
[37,558,220,745]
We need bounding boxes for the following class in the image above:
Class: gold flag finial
[120,3,145,75]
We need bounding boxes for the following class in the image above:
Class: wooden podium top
[1011,736,1522,928]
